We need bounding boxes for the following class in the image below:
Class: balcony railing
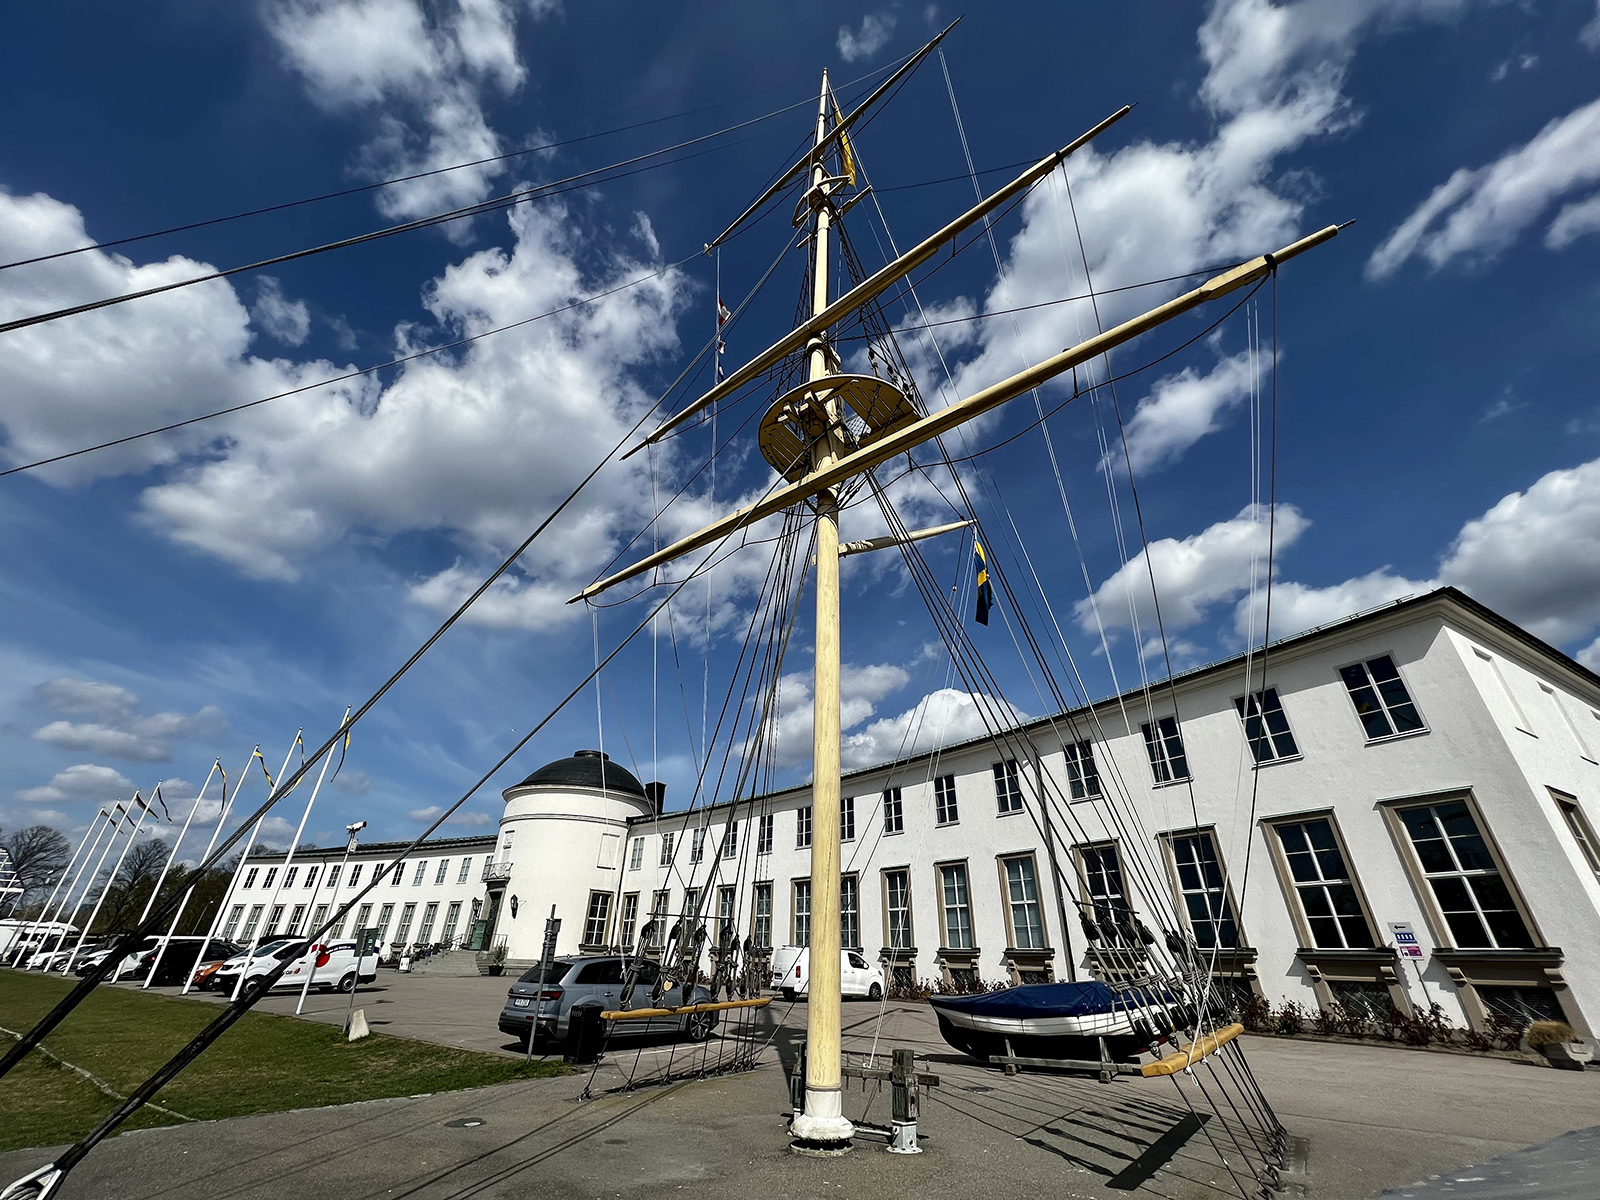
[481,859,513,883]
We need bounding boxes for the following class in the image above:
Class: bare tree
[96,838,172,932]
[1,825,71,909]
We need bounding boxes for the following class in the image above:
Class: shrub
[1525,1020,1578,1050]
[1238,994,1273,1033]
[1273,1001,1308,1035]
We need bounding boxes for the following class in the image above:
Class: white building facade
[224,588,1600,1035]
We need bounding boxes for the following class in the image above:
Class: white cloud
[252,277,311,346]
[1367,96,1600,277]
[407,803,492,828]
[1437,457,1600,644]
[1578,637,1600,672]
[1583,2,1600,50]
[1113,351,1258,475]
[1232,567,1433,641]
[266,0,547,227]
[29,678,226,762]
[764,661,911,768]
[407,805,442,821]
[1546,192,1600,250]
[1074,503,1309,638]
[17,763,136,805]
[841,687,1028,771]
[333,769,372,796]
[837,13,896,63]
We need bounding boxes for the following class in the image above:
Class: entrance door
[483,890,504,948]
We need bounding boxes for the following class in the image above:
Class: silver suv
[497,956,717,1047]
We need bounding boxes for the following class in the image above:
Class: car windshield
[517,960,574,984]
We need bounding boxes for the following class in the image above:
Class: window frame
[1161,827,1244,950]
[752,881,773,950]
[223,905,244,940]
[1063,740,1102,800]
[659,832,675,867]
[1234,688,1302,765]
[1262,811,1379,950]
[722,822,739,859]
[418,901,438,945]
[758,813,774,855]
[840,796,856,842]
[648,890,670,950]
[1380,791,1541,951]
[434,860,449,886]
[1338,653,1428,743]
[936,860,975,952]
[933,774,959,826]
[441,901,462,946]
[457,858,472,884]
[1552,790,1600,883]
[619,893,639,949]
[690,827,706,864]
[717,885,736,939]
[583,891,613,947]
[796,806,813,849]
[1141,716,1191,785]
[792,878,812,947]
[997,853,1048,951]
[992,759,1025,816]
[243,868,259,889]
[629,838,644,870]
[395,902,416,946]
[882,786,904,834]
[882,867,913,950]
[348,864,362,889]
[411,861,427,886]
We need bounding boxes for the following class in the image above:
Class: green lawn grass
[0,969,566,1153]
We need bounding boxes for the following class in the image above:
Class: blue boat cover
[929,980,1121,1018]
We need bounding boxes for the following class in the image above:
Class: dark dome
[514,750,647,798]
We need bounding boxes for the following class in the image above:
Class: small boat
[930,980,1195,1064]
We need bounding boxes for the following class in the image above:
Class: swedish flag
[974,540,994,626]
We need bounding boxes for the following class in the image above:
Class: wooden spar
[1140,1022,1244,1077]
[574,222,1343,604]
[599,996,772,1022]
[703,18,961,254]
[837,519,971,558]
[622,104,1133,460]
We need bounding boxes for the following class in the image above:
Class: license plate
[512,997,530,1007]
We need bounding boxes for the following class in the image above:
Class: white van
[215,940,379,994]
[770,946,885,1001]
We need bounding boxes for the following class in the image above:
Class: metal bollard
[888,1048,922,1154]
[789,1042,807,1114]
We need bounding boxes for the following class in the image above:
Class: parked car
[497,956,717,1047]
[129,937,241,987]
[214,939,378,994]
[769,947,884,1001]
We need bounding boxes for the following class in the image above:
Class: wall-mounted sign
[1389,921,1425,960]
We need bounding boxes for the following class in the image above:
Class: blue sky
[1,0,1598,852]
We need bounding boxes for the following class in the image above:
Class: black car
[137,938,242,987]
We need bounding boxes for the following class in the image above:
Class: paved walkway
[6,981,1600,1199]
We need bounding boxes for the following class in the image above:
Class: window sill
[881,828,904,837]
[1251,754,1304,769]
[1362,727,1431,747]
[934,821,960,829]
[936,947,981,960]
[996,808,1025,818]
[879,945,918,962]
[1151,777,1194,789]
[1432,947,1563,966]
[1068,792,1106,803]
[1003,946,1055,960]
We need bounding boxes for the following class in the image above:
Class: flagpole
[139,763,219,988]
[173,747,259,994]
[49,808,124,971]
[10,813,101,966]
[32,812,114,968]
[64,794,153,975]
[789,69,853,1152]
[230,732,312,1001]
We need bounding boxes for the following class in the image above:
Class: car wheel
[337,972,357,994]
[683,1011,716,1043]
[782,988,796,1002]
[868,983,883,1002]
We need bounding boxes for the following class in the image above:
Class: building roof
[247,833,497,861]
[510,750,647,798]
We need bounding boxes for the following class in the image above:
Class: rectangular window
[223,905,244,940]
[659,833,675,867]
[1079,843,1132,939]
[758,814,774,855]
[690,828,706,864]
[441,901,462,946]
[348,864,362,888]
[434,860,449,885]
[840,796,856,842]
[266,905,285,936]
[939,864,974,950]
[883,787,903,834]
[793,880,812,947]
[395,902,416,946]
[753,883,773,949]
[263,868,278,889]
[649,891,669,950]
[288,904,307,935]
[1554,794,1600,882]
[619,894,639,949]
[629,838,643,870]
[1271,818,1374,948]
[1340,654,1425,740]
[241,905,264,942]
[326,864,341,890]
[375,903,394,941]
[329,905,348,940]
[1235,689,1300,763]
[355,903,373,934]
[412,861,427,886]
[311,904,329,934]
[457,858,471,884]
[1397,800,1533,948]
[243,867,259,889]
[1063,741,1102,799]
[391,861,403,886]
[1141,717,1191,783]
[717,886,736,938]
[1002,856,1045,950]
[584,892,612,946]
[303,866,319,890]
[1169,831,1239,948]
[993,760,1024,814]
[284,867,298,889]
[418,901,438,945]
[796,806,813,848]
[885,870,912,949]
[934,775,958,825]
[841,874,860,949]
[722,823,739,859]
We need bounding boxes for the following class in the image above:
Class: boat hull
[929,981,1191,1066]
